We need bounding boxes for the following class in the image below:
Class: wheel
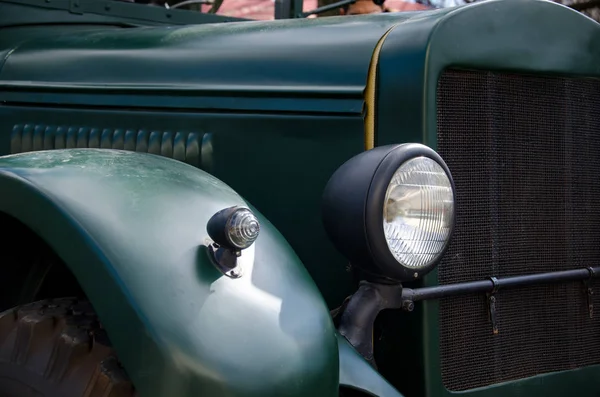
[0,297,135,397]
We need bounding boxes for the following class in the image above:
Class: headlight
[322,143,455,282]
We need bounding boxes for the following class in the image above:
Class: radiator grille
[436,69,600,391]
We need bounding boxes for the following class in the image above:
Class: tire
[0,297,135,397]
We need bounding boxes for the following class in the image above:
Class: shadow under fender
[0,148,338,397]
[338,334,405,397]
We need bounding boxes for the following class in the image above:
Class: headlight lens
[383,156,454,269]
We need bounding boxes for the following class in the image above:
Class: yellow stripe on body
[364,26,397,151]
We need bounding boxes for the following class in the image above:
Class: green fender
[0,148,341,397]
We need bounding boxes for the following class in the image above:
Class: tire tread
[0,298,134,397]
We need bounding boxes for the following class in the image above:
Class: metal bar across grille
[436,69,600,391]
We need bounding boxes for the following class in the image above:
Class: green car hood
[0,12,420,113]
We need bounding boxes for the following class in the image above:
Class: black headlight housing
[321,143,456,282]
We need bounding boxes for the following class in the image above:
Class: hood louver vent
[10,124,209,169]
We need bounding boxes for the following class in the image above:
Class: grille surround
[436,69,600,391]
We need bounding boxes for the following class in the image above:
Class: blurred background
[198,0,599,22]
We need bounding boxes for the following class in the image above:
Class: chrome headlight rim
[365,143,456,281]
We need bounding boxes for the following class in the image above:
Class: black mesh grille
[436,69,600,391]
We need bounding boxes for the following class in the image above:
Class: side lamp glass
[207,206,260,278]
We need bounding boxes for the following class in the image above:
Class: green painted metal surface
[0,14,407,113]
[0,12,411,313]
[0,149,339,397]
[0,13,411,309]
[0,1,599,396]
[0,106,367,309]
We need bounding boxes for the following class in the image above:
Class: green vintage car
[0,0,599,396]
